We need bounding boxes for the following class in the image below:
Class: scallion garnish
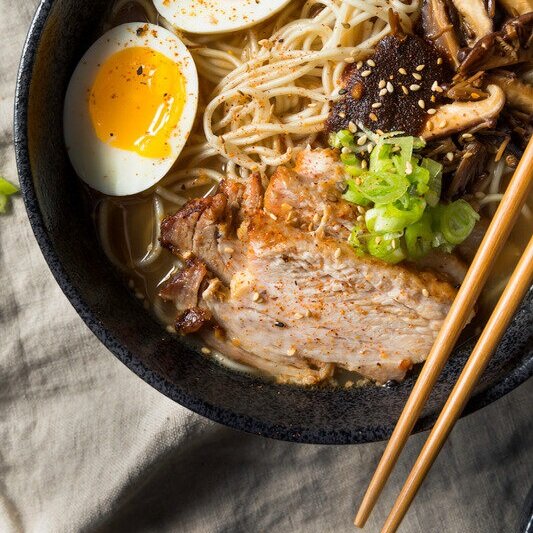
[0,177,19,214]
[333,130,479,264]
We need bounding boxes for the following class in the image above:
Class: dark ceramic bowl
[14,0,533,444]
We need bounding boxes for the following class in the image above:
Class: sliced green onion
[405,213,434,259]
[366,196,425,233]
[0,177,19,214]
[343,179,371,206]
[439,199,480,245]
[421,158,443,207]
[356,171,409,204]
[367,233,406,264]
[330,129,355,149]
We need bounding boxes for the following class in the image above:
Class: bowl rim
[13,0,533,445]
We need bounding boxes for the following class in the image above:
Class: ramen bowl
[14,0,533,444]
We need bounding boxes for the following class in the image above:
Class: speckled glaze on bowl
[14,0,533,444]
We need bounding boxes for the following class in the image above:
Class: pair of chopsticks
[355,136,533,533]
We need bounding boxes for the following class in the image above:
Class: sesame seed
[357,134,368,145]
[398,67,407,75]
[418,99,425,109]
[183,251,193,259]
[361,160,368,169]
[437,57,443,65]
[356,61,363,69]
[405,161,413,175]
[201,347,211,354]
[361,70,372,77]
[357,215,364,222]
[335,248,342,259]
[294,312,304,320]
[375,236,382,244]
[430,95,436,102]
[376,129,384,135]
[427,108,437,115]
[269,212,278,220]
[341,146,352,154]
[401,85,409,95]
[379,88,388,96]
[357,205,366,214]
[386,81,394,93]
[391,239,397,249]
[287,347,297,356]
[412,72,422,80]
[416,64,425,71]
[338,111,346,118]
[369,112,378,121]
[378,79,386,89]
[422,288,430,297]
[371,102,382,108]
[462,133,474,139]
[409,84,420,91]
[344,57,355,64]
[431,80,439,91]
[305,310,312,318]
[367,143,373,154]
[367,59,376,67]
[439,119,448,128]
[224,246,234,254]
[348,121,357,133]
[355,177,362,186]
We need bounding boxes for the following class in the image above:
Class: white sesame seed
[224,246,234,254]
[391,239,397,249]
[378,79,386,89]
[252,292,261,302]
[361,160,368,169]
[409,84,421,91]
[348,121,357,133]
[355,177,362,186]
[344,57,355,63]
[183,251,193,259]
[431,80,439,91]
[201,347,211,354]
[356,61,363,69]
[287,347,297,356]
[361,70,372,77]
[379,88,388,96]
[399,68,407,75]
[437,57,443,65]
[372,102,382,108]
[439,119,448,128]
[369,112,378,121]
[427,108,437,115]
[416,64,425,71]
[335,248,342,259]
[462,133,474,139]
[357,215,364,222]
[357,134,368,145]
[446,152,454,161]
[269,212,278,220]
[430,95,436,102]
[418,99,425,109]
[422,288,430,297]
[412,72,422,80]
[338,111,346,118]
[367,59,376,67]
[305,310,312,318]
[401,85,409,95]
[375,236,382,244]
[405,161,413,175]
[386,81,394,93]
[294,312,304,320]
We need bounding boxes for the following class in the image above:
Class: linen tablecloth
[1,1,532,531]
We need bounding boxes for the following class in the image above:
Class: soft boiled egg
[64,23,198,196]
[153,0,292,34]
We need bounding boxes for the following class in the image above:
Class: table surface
[0,1,532,531]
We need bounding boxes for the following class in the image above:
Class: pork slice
[264,149,356,239]
[202,213,456,384]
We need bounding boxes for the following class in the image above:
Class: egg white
[63,23,199,196]
[153,0,292,34]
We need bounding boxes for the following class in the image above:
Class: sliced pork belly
[159,149,459,385]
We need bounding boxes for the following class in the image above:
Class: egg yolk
[89,46,186,159]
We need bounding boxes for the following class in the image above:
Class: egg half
[64,23,198,196]
[153,0,292,34]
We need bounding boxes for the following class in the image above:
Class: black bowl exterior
[14,0,533,444]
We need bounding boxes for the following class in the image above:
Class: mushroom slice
[498,0,533,16]
[422,84,505,139]
[422,0,461,69]
[451,0,493,46]
[459,12,533,74]
[488,71,533,114]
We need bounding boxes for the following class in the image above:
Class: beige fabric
[0,0,532,531]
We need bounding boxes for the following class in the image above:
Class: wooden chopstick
[381,233,533,533]
[354,136,533,528]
